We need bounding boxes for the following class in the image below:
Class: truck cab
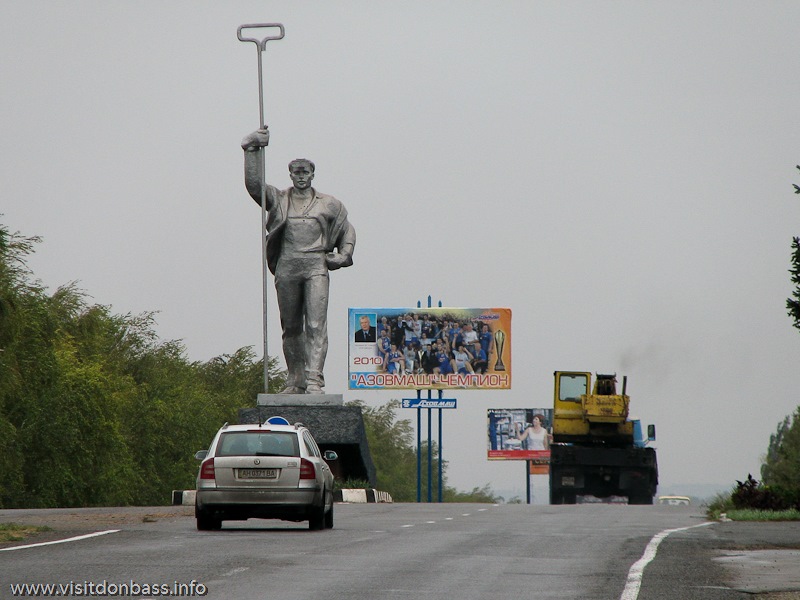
[552,371,633,446]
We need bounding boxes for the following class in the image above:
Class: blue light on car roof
[265,416,290,425]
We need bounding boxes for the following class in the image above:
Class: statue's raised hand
[241,127,270,151]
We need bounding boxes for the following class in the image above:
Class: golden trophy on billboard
[493,329,506,371]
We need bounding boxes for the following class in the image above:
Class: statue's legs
[303,273,329,393]
[275,271,330,394]
[275,276,306,393]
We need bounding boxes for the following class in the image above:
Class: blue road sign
[401,398,457,409]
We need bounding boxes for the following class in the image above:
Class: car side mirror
[647,424,656,441]
[194,450,208,460]
[323,450,338,461]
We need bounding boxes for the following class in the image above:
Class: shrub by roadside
[706,475,800,521]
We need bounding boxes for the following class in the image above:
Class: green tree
[761,409,800,501]
[444,483,502,503]
[790,167,800,330]
[788,236,800,332]
[769,172,800,486]
[348,400,418,501]
[0,219,287,508]
[759,171,800,506]
[717,170,800,512]
[0,224,55,506]
[349,399,500,503]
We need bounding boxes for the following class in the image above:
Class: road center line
[620,522,714,600]
[0,529,120,552]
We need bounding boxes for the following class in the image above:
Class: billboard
[348,307,511,390]
[487,408,553,467]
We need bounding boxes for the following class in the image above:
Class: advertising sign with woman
[487,408,553,465]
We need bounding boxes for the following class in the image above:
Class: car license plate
[238,468,278,479]
[562,476,575,487]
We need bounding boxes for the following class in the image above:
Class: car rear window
[216,432,300,457]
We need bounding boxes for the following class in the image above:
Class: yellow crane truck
[549,371,658,505]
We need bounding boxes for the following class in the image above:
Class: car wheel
[196,512,222,531]
[308,494,326,531]
[324,497,334,529]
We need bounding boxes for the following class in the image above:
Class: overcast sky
[3,1,800,499]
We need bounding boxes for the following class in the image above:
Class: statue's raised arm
[242,127,279,208]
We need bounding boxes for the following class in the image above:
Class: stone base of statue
[257,393,343,406]
[239,401,375,486]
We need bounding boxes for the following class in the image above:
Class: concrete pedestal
[239,402,375,486]
[257,393,343,406]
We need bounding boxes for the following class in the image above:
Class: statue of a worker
[242,127,356,394]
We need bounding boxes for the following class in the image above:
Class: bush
[731,474,799,512]
[705,488,735,519]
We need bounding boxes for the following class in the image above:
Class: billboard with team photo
[487,408,553,468]
[348,307,511,390]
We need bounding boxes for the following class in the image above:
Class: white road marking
[221,567,249,577]
[399,507,495,530]
[619,522,714,600]
[0,529,120,552]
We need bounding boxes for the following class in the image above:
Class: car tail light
[299,458,316,479]
[200,457,215,480]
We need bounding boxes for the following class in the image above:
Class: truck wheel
[628,495,654,505]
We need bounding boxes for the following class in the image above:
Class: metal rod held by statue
[237,23,285,393]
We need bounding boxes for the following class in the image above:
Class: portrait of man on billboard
[353,313,377,343]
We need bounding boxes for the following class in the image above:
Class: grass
[0,522,52,543]
[706,490,800,521]
[720,509,800,522]
[334,478,371,490]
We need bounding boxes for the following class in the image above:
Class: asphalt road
[0,503,798,600]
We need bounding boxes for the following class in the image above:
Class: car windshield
[216,432,300,457]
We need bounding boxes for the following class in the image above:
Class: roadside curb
[172,489,392,506]
[172,490,196,506]
[333,489,393,503]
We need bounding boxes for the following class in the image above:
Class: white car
[195,417,337,530]
[658,495,691,506]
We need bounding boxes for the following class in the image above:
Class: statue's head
[288,158,315,173]
[288,159,315,190]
